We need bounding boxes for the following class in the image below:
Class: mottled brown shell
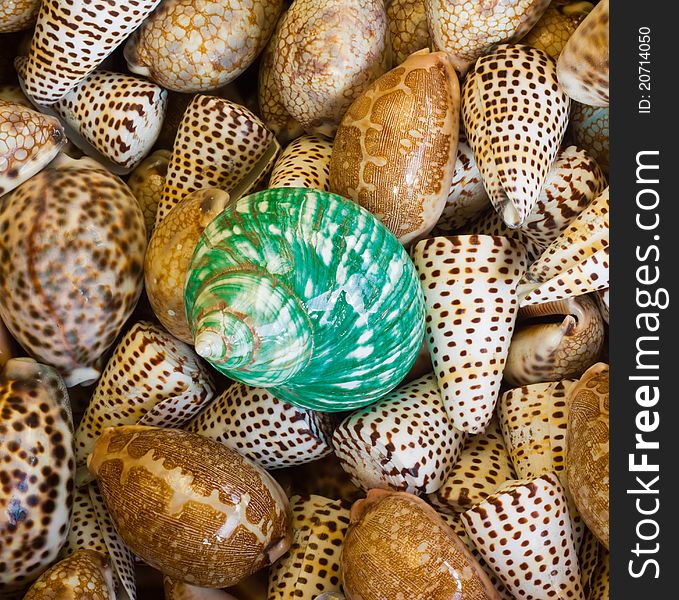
[88,426,292,588]
[521,1,593,58]
[0,0,40,33]
[127,149,171,239]
[386,0,431,65]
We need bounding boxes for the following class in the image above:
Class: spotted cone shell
[61,487,107,558]
[15,0,162,105]
[88,426,292,588]
[590,549,609,600]
[329,49,460,246]
[387,0,431,65]
[124,0,283,93]
[462,44,570,228]
[0,359,74,594]
[412,235,527,433]
[187,382,333,470]
[127,149,171,239]
[521,1,594,59]
[332,372,466,495]
[557,0,609,106]
[579,528,602,598]
[268,495,351,599]
[570,102,609,174]
[269,134,333,191]
[0,0,40,33]
[0,99,65,196]
[462,473,584,600]
[0,157,146,387]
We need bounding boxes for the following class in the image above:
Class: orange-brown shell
[329,50,459,245]
[567,362,609,548]
[127,149,171,239]
[0,0,40,33]
[521,1,594,58]
[341,489,501,599]
[88,426,292,588]
[387,0,431,65]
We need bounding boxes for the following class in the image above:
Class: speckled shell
[50,71,168,171]
[0,0,40,33]
[462,44,570,228]
[88,426,292,588]
[332,372,465,495]
[156,95,277,226]
[146,189,231,343]
[0,99,66,196]
[428,416,516,514]
[570,102,609,174]
[127,149,171,239]
[124,0,283,93]
[0,359,74,593]
[412,235,527,433]
[187,383,333,470]
[578,528,602,599]
[590,549,609,600]
[425,0,551,74]
[567,362,609,548]
[386,0,431,65]
[329,50,460,245]
[15,0,162,105]
[164,577,240,599]
[341,490,501,599]
[557,0,609,106]
[268,134,333,191]
[184,187,425,411]
[272,0,391,138]
[461,473,584,600]
[521,1,593,58]
[268,495,351,599]
[75,321,215,483]
[0,157,146,387]
[61,488,107,557]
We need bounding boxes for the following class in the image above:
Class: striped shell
[521,1,594,58]
[0,0,40,33]
[268,134,333,191]
[570,102,609,174]
[127,149,171,239]
[329,49,460,245]
[124,0,283,93]
[184,187,425,412]
[0,157,146,387]
[88,426,292,588]
[386,0,431,65]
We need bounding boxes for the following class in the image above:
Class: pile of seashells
[1,0,609,599]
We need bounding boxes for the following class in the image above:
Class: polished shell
[0,0,40,33]
[521,1,593,58]
[127,149,171,239]
[386,0,431,65]
[269,134,333,191]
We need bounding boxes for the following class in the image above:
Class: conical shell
[268,495,351,599]
[127,149,171,239]
[0,0,40,33]
[462,473,584,600]
[15,0,162,105]
[329,49,460,246]
[0,157,146,387]
[164,577,239,599]
[146,188,231,343]
[590,549,609,600]
[184,187,425,412]
[521,1,594,58]
[412,235,527,433]
[571,102,609,174]
[462,44,570,228]
[428,416,516,514]
[51,71,167,171]
[0,99,65,196]
[386,0,431,65]
[88,426,292,588]
[62,487,108,557]
[187,383,333,470]
[578,528,602,598]
[268,134,333,191]
[272,0,391,138]
[22,549,116,600]
[332,372,466,495]
[156,95,277,226]
[425,0,551,74]
[0,359,74,593]
[557,0,609,106]
[75,321,215,483]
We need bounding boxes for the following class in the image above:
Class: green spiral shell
[184,188,425,411]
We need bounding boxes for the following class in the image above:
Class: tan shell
[590,549,609,600]
[521,1,594,58]
[164,576,240,599]
[88,426,292,588]
[124,0,284,92]
[567,362,609,548]
[578,528,602,598]
[0,316,15,367]
[0,0,40,33]
[268,134,333,191]
[272,0,391,138]
[127,149,171,239]
[62,487,108,557]
[0,84,31,106]
[386,0,431,65]
[330,50,460,245]
[281,455,364,505]
[342,490,501,599]
[146,188,231,342]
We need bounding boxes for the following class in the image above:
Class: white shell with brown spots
[462,44,570,228]
[412,235,527,433]
[15,0,162,105]
[268,495,351,599]
[61,487,107,558]
[462,473,584,600]
[186,382,333,470]
[386,0,431,65]
[578,528,602,598]
[0,359,74,594]
[127,149,171,240]
[272,0,391,138]
[0,99,65,196]
[268,134,333,191]
[332,372,466,495]
[75,321,215,484]
[0,0,40,33]
[589,548,609,600]
[51,71,168,171]
[0,157,146,387]
[88,426,292,588]
[124,0,283,93]
[329,50,460,246]
[521,1,593,59]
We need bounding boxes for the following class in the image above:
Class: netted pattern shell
[269,134,333,191]
[521,1,593,58]
[0,0,40,33]
[185,187,425,411]
[386,0,431,65]
[570,102,609,174]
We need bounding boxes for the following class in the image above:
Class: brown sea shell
[127,149,171,239]
[268,134,333,191]
[386,0,431,65]
[521,1,594,58]
[0,0,40,33]
[164,576,240,599]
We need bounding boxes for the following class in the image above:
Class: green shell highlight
[184,187,425,411]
